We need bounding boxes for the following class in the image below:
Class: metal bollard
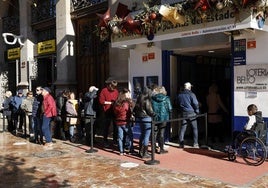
[144,121,160,165]
[86,115,98,153]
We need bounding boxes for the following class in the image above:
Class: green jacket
[151,93,172,121]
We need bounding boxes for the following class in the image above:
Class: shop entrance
[30,55,56,92]
[169,53,232,145]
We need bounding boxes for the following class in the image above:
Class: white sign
[234,64,268,91]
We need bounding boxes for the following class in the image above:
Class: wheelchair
[226,122,268,166]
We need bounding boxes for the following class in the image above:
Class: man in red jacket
[41,87,57,147]
[99,80,119,146]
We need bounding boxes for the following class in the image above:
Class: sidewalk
[1,129,268,187]
[1,114,268,187]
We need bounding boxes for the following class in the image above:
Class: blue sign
[233,39,246,65]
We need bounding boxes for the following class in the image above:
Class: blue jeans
[179,112,198,145]
[42,115,52,143]
[33,116,43,142]
[137,117,152,146]
[69,124,82,138]
[117,124,133,153]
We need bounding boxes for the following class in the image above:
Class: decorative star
[96,8,111,27]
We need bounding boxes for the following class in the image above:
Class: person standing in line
[206,83,228,143]
[177,82,200,148]
[65,92,80,143]
[134,87,156,159]
[99,80,119,146]
[41,87,57,147]
[151,86,172,154]
[1,91,13,132]
[21,91,34,140]
[32,86,44,144]
[113,88,134,156]
[55,90,69,140]
[10,89,26,135]
[84,86,99,146]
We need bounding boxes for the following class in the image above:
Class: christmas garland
[96,0,268,41]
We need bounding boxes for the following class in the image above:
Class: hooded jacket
[151,93,172,121]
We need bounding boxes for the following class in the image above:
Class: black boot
[142,146,151,159]
[159,138,168,154]
[139,145,144,158]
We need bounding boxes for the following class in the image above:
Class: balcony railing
[31,0,56,24]
[71,0,107,11]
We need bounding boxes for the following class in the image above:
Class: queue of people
[0,80,231,158]
[1,87,57,148]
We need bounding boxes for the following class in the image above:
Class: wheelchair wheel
[240,137,267,166]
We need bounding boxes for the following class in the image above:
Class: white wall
[234,30,268,117]
[129,43,162,93]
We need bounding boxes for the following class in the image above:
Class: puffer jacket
[151,93,172,121]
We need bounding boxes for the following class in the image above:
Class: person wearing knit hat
[42,87,51,93]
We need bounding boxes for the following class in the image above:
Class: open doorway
[169,54,232,146]
[30,55,56,93]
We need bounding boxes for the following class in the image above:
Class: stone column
[19,0,34,91]
[54,0,76,94]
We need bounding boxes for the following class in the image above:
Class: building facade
[1,0,268,140]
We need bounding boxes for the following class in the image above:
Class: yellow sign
[7,47,20,60]
[37,39,56,55]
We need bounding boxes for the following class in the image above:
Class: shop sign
[234,64,268,91]
[233,39,246,65]
[142,52,155,62]
[37,39,56,55]
[7,47,20,60]
[247,40,256,49]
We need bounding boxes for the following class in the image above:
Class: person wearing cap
[177,82,200,148]
[99,80,119,146]
[41,87,57,147]
[84,86,99,145]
